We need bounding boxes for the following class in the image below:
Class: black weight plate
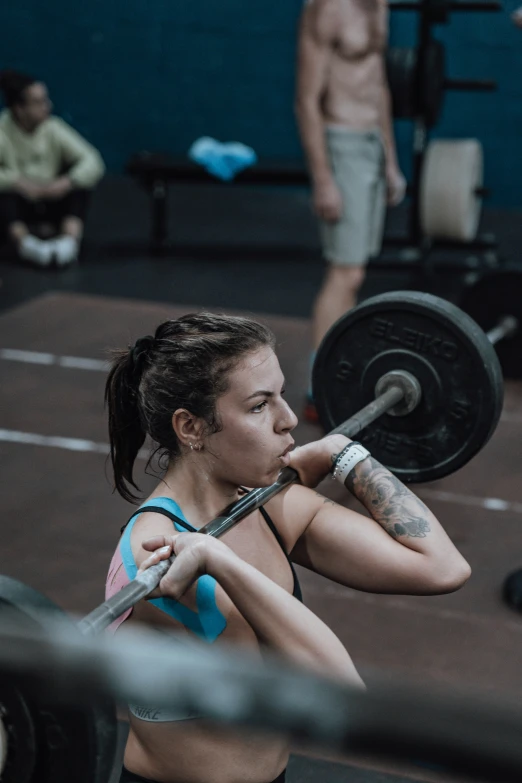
[0,576,118,783]
[386,41,446,127]
[460,270,522,379]
[386,47,417,119]
[0,675,37,783]
[503,568,522,612]
[312,291,503,483]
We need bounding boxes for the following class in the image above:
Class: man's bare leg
[312,263,366,350]
[304,263,366,422]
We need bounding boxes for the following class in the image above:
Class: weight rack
[378,0,502,275]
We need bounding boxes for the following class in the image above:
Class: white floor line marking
[0,348,107,372]
[0,429,148,460]
[418,488,522,514]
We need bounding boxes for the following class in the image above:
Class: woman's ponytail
[105,343,150,503]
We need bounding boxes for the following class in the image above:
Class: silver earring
[189,443,194,450]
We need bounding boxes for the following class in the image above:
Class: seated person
[0,69,105,266]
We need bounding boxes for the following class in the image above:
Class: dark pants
[119,767,286,783]
[0,189,91,239]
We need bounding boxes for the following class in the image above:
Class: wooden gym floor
[1,291,522,782]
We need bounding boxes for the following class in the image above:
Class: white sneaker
[52,235,80,267]
[18,235,55,267]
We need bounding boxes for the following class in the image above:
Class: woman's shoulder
[263,483,325,551]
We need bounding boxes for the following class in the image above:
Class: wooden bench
[126,152,310,253]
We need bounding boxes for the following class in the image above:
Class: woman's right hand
[139,533,232,600]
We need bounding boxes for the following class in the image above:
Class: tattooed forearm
[344,457,432,539]
[391,518,431,539]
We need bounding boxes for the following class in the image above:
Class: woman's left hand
[288,434,350,488]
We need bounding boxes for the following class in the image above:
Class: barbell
[2,585,522,783]
[0,290,508,781]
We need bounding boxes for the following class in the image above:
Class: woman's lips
[278,442,295,466]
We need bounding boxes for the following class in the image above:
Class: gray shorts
[319,126,386,267]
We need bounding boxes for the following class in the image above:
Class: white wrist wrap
[332,443,371,485]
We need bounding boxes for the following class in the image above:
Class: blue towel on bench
[188,137,257,181]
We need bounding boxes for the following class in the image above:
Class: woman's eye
[251,401,268,413]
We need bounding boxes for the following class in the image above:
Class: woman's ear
[172,409,205,450]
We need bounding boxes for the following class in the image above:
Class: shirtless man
[295,0,406,420]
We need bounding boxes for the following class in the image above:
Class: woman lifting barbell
[104,312,470,783]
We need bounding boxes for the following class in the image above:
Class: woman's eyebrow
[244,389,273,402]
[244,378,286,403]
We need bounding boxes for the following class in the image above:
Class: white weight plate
[420,139,483,241]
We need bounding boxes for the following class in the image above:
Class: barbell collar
[374,371,422,418]
[487,316,519,345]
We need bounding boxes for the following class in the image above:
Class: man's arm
[295,0,343,222]
[51,118,105,189]
[0,131,44,200]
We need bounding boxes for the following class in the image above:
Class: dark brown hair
[105,312,276,503]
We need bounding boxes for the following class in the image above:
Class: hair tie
[130,335,154,375]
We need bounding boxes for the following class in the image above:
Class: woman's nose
[277,400,298,432]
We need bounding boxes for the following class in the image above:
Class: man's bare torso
[315,0,388,129]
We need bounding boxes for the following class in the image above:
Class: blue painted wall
[1,0,521,205]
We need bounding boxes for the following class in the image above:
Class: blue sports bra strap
[120,505,195,535]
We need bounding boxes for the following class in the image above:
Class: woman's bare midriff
[120,508,297,783]
[125,718,289,783]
